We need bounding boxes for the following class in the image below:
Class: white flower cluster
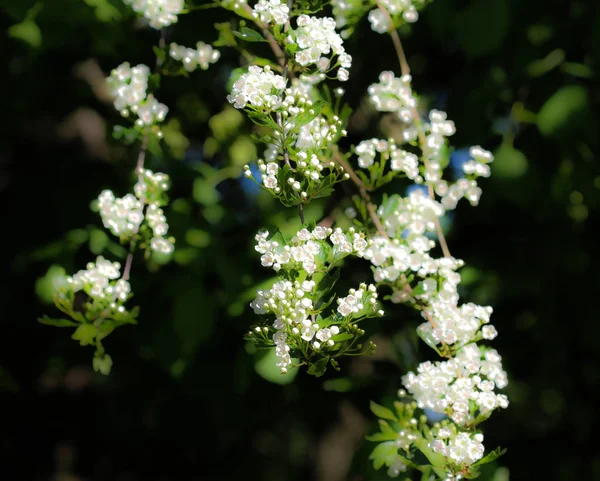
[106,62,169,127]
[252,151,343,195]
[169,42,221,71]
[254,226,369,275]
[368,71,417,130]
[134,168,170,202]
[381,189,445,236]
[402,344,509,426]
[364,235,463,290]
[252,0,289,25]
[106,63,149,112]
[430,431,485,467]
[146,204,174,254]
[355,138,420,179]
[123,0,184,29]
[227,65,287,110]
[98,190,143,238]
[250,279,342,372]
[367,0,424,34]
[417,295,497,346]
[68,256,131,304]
[295,115,346,151]
[441,146,494,210]
[293,15,352,82]
[337,283,383,317]
[135,95,169,126]
[97,169,174,254]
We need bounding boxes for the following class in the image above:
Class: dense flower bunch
[123,0,184,29]
[369,71,417,126]
[227,65,287,110]
[247,226,381,374]
[40,3,196,374]
[252,0,289,25]
[97,169,174,255]
[169,42,221,71]
[291,15,352,82]
[40,1,510,477]
[360,35,507,481]
[39,256,139,375]
[106,62,169,129]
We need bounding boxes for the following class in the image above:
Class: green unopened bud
[71,324,97,346]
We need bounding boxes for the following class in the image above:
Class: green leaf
[370,401,398,421]
[365,431,399,442]
[537,85,588,136]
[8,19,41,47]
[71,324,97,346]
[369,441,397,470]
[307,356,329,377]
[89,228,108,254]
[38,316,78,327]
[492,145,528,178]
[233,27,267,43]
[472,447,507,467]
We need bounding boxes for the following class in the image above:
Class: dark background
[1,0,599,480]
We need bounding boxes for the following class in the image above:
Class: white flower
[227,65,286,110]
[368,9,390,34]
[123,0,184,29]
[368,71,416,123]
[98,190,143,238]
[252,0,289,25]
[169,42,221,71]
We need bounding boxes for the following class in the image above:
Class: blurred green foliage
[1,0,599,480]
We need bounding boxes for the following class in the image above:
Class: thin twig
[376,4,452,258]
[332,152,388,238]
[375,0,410,77]
[240,3,287,69]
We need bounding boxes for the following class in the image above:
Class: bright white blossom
[67,256,131,302]
[293,15,351,80]
[402,344,509,425]
[430,432,485,467]
[337,283,381,317]
[355,138,420,179]
[98,190,143,238]
[106,62,150,112]
[106,62,169,126]
[227,65,286,110]
[123,0,184,29]
[97,169,174,254]
[368,71,417,128]
[252,0,289,25]
[169,42,221,71]
[254,226,369,275]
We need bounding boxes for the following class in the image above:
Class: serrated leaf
[307,356,329,377]
[472,447,507,467]
[370,401,398,421]
[369,441,397,470]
